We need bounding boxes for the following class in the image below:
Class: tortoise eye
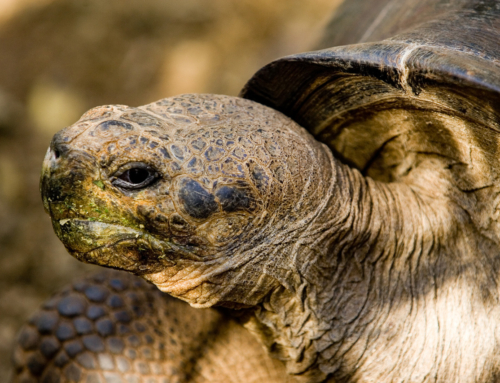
[120,168,149,184]
[112,163,159,190]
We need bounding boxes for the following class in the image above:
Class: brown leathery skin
[11,270,295,383]
[40,94,332,309]
[37,94,500,382]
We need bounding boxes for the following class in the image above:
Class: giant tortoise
[11,0,500,382]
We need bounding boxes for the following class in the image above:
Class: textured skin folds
[18,94,500,382]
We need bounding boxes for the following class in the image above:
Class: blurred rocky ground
[0,0,340,377]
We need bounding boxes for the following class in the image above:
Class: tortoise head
[41,94,332,307]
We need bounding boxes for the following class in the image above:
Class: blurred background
[0,0,341,376]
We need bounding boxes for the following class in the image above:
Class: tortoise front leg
[11,270,294,383]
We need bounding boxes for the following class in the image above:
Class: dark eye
[112,163,159,190]
[120,168,149,184]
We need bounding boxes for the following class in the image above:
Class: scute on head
[41,94,330,307]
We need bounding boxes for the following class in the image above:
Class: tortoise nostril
[50,136,69,160]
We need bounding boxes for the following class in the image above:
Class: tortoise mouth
[53,218,176,272]
[55,218,143,252]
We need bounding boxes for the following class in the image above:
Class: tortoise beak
[55,219,142,253]
[40,134,97,217]
[41,146,62,214]
[54,218,175,272]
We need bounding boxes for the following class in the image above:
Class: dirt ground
[0,0,341,377]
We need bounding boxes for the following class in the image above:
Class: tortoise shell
[242,0,500,196]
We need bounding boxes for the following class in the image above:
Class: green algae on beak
[93,179,105,190]
[54,218,176,271]
[56,219,141,253]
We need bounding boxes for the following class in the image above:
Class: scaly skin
[35,94,500,382]
[11,270,293,383]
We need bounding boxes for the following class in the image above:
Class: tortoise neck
[245,152,500,382]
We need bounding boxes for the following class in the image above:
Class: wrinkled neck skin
[233,150,500,383]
